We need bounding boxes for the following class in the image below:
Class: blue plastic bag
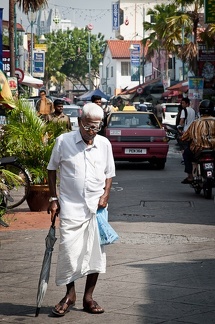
[96,208,119,245]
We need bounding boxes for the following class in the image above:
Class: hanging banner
[188,77,204,100]
[163,77,170,91]
[130,44,140,82]
[0,8,3,71]
[112,2,119,31]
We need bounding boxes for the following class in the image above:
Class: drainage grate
[141,200,194,208]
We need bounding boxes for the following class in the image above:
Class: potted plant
[2,100,68,211]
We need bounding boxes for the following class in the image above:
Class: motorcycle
[162,123,183,142]
[191,149,215,199]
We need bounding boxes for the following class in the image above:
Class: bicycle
[0,156,31,226]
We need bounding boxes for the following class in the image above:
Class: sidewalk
[0,199,215,323]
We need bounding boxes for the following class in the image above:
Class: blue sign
[112,2,119,31]
[130,44,140,81]
[33,51,45,77]
[131,44,140,55]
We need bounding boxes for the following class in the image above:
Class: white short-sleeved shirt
[180,107,196,131]
[47,130,116,219]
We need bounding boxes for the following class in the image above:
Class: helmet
[199,99,214,115]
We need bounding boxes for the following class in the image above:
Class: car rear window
[63,109,80,117]
[108,113,160,129]
[164,106,179,113]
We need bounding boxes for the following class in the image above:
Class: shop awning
[167,81,188,92]
[162,90,181,98]
[21,74,43,89]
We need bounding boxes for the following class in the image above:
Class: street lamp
[99,58,111,94]
[27,10,37,75]
[86,24,93,91]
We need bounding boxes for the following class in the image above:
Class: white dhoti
[56,211,106,286]
[47,131,115,286]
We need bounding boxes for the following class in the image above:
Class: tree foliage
[16,0,48,14]
[143,0,215,77]
[43,28,106,90]
[143,3,181,76]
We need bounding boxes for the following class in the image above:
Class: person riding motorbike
[181,99,215,184]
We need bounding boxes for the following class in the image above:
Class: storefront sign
[0,8,3,71]
[33,51,45,78]
[2,50,10,73]
[112,2,119,31]
[204,0,215,23]
[188,77,204,100]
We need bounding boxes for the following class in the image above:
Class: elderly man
[47,103,115,316]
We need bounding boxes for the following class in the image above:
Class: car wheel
[194,187,202,194]
[203,184,212,199]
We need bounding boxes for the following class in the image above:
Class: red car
[105,111,169,169]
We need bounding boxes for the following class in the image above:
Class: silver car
[63,105,82,131]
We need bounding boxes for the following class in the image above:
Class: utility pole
[182,4,185,80]
[9,0,15,76]
[86,24,93,91]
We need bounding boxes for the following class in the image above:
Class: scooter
[162,123,183,142]
[191,149,215,199]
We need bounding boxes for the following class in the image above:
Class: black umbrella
[35,213,58,317]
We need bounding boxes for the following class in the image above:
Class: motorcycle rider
[181,99,215,184]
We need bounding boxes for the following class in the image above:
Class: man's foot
[52,296,75,316]
[83,300,104,314]
[181,177,193,184]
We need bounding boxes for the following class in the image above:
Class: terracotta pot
[26,184,50,212]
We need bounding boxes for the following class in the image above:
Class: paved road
[0,141,215,323]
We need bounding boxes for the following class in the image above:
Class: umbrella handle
[51,213,58,228]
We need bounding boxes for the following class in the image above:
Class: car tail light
[150,136,167,142]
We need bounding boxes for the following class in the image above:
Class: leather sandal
[83,300,104,314]
[52,296,75,316]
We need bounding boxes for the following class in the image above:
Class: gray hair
[81,103,104,120]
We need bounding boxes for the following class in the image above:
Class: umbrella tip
[35,307,40,317]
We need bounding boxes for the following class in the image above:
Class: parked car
[105,111,169,169]
[133,101,154,111]
[161,103,180,125]
[63,105,82,131]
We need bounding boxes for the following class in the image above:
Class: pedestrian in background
[47,99,71,130]
[138,99,147,112]
[91,95,102,107]
[178,98,196,132]
[36,89,54,120]
[91,95,107,135]
[47,102,115,317]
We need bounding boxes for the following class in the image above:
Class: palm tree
[9,0,47,76]
[167,0,205,75]
[143,3,181,80]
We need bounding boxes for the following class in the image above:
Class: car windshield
[63,108,79,117]
[108,113,160,129]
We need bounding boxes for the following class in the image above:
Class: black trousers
[183,147,194,174]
